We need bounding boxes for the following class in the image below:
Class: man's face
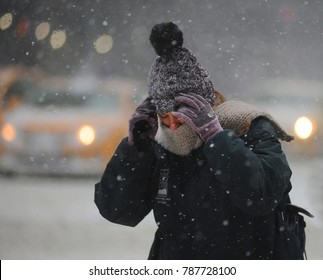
[159,112,186,130]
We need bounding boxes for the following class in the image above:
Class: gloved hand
[173,93,223,142]
[128,97,158,148]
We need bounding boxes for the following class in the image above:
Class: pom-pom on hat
[147,22,216,114]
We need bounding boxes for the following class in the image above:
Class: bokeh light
[1,123,16,142]
[0,13,13,30]
[50,30,67,49]
[78,125,96,145]
[294,116,314,140]
[16,17,30,38]
[94,34,113,54]
[35,22,51,40]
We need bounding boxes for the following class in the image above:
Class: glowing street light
[0,13,13,30]
[94,34,113,54]
[50,30,67,49]
[35,22,51,40]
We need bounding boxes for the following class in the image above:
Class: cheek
[160,118,170,126]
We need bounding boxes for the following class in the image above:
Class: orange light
[78,125,95,145]
[1,124,16,142]
[294,116,315,140]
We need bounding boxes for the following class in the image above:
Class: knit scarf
[155,100,293,156]
[155,121,202,156]
[214,100,294,142]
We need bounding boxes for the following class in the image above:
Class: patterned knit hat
[147,22,216,114]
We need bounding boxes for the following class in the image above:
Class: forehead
[158,112,182,119]
[159,112,172,117]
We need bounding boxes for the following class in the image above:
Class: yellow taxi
[0,75,144,175]
[0,66,47,155]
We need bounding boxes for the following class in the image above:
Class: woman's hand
[173,93,223,142]
[128,97,158,147]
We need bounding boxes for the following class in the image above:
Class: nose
[160,112,185,130]
[168,114,181,130]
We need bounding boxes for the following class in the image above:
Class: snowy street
[0,174,156,260]
[0,156,322,260]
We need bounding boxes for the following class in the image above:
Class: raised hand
[172,93,223,142]
[128,97,158,148]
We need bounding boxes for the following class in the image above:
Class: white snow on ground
[0,157,322,259]
[0,176,156,259]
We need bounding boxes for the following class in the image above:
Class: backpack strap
[278,190,314,259]
[284,204,314,218]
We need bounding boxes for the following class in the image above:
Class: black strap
[285,204,314,218]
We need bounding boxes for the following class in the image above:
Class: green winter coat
[95,101,303,259]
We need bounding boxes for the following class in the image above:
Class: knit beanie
[147,22,216,114]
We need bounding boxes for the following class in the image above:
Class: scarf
[155,100,293,156]
[155,121,202,156]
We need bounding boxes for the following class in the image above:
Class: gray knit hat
[147,22,216,114]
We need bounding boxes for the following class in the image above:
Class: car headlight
[1,123,16,142]
[294,116,315,140]
[78,125,96,145]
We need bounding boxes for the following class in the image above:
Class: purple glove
[173,93,223,142]
[128,97,158,147]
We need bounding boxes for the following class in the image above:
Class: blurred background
[0,0,322,259]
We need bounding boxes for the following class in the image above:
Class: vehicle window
[31,91,83,107]
[86,92,120,110]
[1,80,37,109]
[253,91,321,106]
[24,88,120,111]
[250,80,323,106]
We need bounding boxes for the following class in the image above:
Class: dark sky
[1,0,322,97]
